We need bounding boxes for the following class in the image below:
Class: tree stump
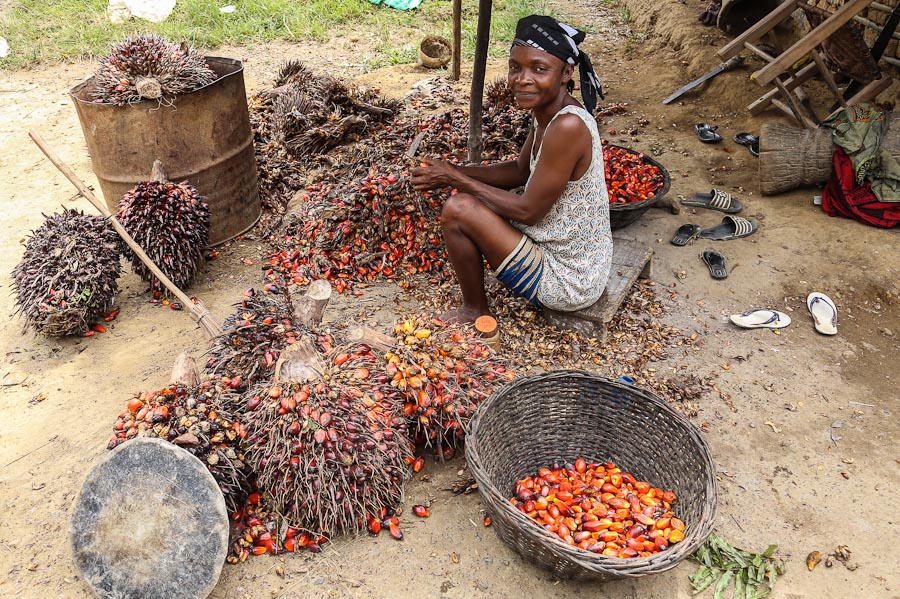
[292,279,332,327]
[345,326,396,354]
[70,438,229,599]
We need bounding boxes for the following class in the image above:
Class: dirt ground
[2,1,899,598]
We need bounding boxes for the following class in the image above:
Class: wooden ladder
[717,0,891,127]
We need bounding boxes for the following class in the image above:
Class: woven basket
[605,144,671,230]
[466,371,717,581]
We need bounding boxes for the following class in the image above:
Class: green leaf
[692,568,719,594]
[745,576,755,599]
[733,569,745,599]
[714,570,734,599]
[762,544,778,558]
[691,566,719,594]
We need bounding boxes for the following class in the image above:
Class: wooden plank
[718,0,800,60]
[542,238,653,342]
[826,76,893,120]
[744,42,776,62]
[754,0,875,86]
[772,98,818,129]
[748,62,818,114]
[772,77,810,126]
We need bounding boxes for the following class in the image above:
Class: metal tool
[662,55,744,105]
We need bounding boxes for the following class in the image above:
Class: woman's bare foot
[437,306,488,324]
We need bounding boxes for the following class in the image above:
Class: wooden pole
[468,0,492,163]
[452,0,462,81]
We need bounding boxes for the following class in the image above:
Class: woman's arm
[451,129,534,190]
[411,114,590,226]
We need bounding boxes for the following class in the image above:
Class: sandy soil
[1,1,899,598]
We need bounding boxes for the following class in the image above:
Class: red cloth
[822,148,900,229]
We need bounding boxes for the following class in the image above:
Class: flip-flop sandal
[699,215,758,241]
[681,189,743,213]
[807,292,837,335]
[733,132,761,157]
[671,223,701,246]
[730,308,792,329]
[701,250,728,279]
[695,123,723,143]
[732,132,758,146]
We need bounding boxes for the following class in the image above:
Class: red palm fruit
[367,518,381,535]
[412,505,429,518]
[389,523,403,540]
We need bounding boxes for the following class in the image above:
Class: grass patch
[0,0,550,70]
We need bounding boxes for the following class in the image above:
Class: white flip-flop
[807,292,837,335]
[729,308,792,329]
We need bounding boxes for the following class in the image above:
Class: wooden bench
[542,237,652,342]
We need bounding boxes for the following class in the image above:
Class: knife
[662,55,744,105]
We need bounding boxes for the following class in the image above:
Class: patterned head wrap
[512,15,604,115]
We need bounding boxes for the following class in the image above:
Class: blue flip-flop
[807,292,837,335]
[730,308,791,329]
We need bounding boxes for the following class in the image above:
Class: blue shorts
[494,235,544,306]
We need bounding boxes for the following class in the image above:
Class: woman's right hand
[410,158,459,191]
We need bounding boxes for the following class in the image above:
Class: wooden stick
[748,62,818,115]
[826,75,893,121]
[852,14,900,41]
[292,279,332,328]
[28,130,222,340]
[810,49,846,110]
[170,352,201,387]
[755,0,876,87]
[345,326,395,354]
[451,0,462,81]
[468,0,492,163]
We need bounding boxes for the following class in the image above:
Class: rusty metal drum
[70,57,261,246]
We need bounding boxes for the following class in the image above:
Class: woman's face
[508,45,572,110]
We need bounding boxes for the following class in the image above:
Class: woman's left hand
[410,157,459,191]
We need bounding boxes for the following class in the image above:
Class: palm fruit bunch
[11,209,121,336]
[117,160,209,294]
[267,60,398,158]
[386,314,516,456]
[92,34,217,105]
[108,379,250,512]
[206,287,320,383]
[241,342,412,539]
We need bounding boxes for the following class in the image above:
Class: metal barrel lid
[70,437,229,599]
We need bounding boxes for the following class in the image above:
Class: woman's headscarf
[512,15,604,115]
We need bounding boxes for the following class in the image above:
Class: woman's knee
[441,193,481,227]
